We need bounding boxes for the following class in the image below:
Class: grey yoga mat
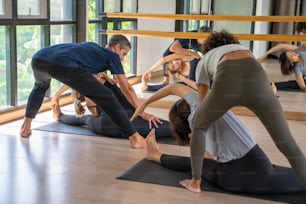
[34,122,177,144]
[117,159,306,204]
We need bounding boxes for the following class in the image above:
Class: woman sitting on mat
[141,53,200,92]
[257,43,306,91]
[50,72,172,140]
[132,82,305,194]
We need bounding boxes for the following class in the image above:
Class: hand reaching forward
[130,102,162,129]
[130,101,147,121]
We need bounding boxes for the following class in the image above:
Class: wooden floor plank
[0,105,305,204]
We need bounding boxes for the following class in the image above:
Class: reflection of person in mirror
[144,26,212,92]
[257,43,306,92]
[296,22,306,35]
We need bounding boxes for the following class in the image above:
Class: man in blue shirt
[20,35,160,148]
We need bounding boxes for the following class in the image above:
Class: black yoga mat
[34,122,177,144]
[117,159,306,204]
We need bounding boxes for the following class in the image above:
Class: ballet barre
[100,29,306,42]
[102,12,306,22]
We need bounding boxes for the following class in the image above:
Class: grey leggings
[191,58,306,188]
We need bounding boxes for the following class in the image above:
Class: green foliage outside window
[16,26,41,104]
[0,26,6,107]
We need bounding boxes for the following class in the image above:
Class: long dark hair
[279,51,296,75]
[201,29,240,54]
[168,98,191,145]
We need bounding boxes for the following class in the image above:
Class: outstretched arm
[115,74,162,128]
[169,40,201,59]
[50,84,70,108]
[131,83,195,121]
[142,53,195,81]
[257,43,298,63]
[178,75,198,91]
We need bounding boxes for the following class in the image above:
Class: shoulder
[184,92,199,105]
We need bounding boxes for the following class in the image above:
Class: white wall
[137,0,176,75]
[253,0,273,57]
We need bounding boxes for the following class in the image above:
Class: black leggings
[28,59,136,138]
[275,79,306,91]
[160,145,304,194]
[147,81,187,92]
[58,82,172,138]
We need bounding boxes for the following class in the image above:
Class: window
[0,0,12,18]
[0,0,77,110]
[177,0,211,32]
[17,0,47,19]
[50,24,75,45]
[212,0,255,48]
[50,0,75,20]
[0,26,7,108]
[16,25,42,105]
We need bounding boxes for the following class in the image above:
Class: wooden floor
[0,58,305,204]
[0,103,305,204]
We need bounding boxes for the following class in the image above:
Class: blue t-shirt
[33,42,124,75]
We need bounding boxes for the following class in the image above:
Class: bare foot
[20,118,32,138]
[179,179,201,193]
[51,103,61,121]
[145,129,162,162]
[129,132,146,149]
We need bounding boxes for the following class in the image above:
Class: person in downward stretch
[51,73,171,139]
[20,34,161,148]
[132,82,305,194]
[181,30,306,193]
